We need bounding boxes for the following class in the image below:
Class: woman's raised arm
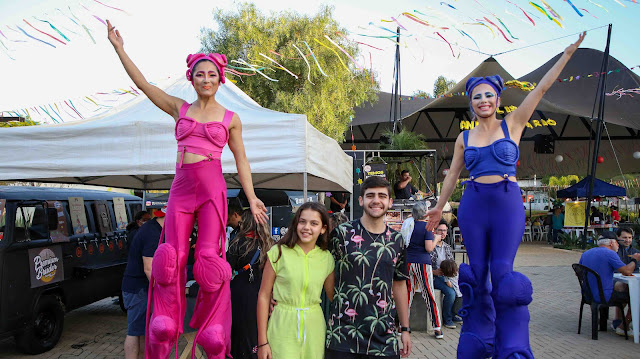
[107,20,184,120]
[508,32,586,136]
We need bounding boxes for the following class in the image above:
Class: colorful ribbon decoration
[440,2,457,10]
[259,53,299,79]
[313,38,350,72]
[588,0,608,12]
[565,0,584,17]
[482,17,512,43]
[303,41,328,77]
[435,32,455,57]
[506,0,536,25]
[541,0,563,20]
[292,44,314,85]
[23,19,66,45]
[324,35,364,70]
[15,25,56,48]
[33,17,71,41]
[529,2,563,27]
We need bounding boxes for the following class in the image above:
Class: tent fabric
[353,91,433,127]
[0,77,353,192]
[556,175,626,198]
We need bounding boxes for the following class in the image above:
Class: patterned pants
[407,263,441,331]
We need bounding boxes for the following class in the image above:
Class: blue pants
[433,275,456,324]
[457,180,534,359]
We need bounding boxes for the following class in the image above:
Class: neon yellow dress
[267,244,335,359]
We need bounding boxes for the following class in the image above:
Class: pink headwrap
[186,53,228,84]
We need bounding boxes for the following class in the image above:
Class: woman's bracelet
[257,342,269,348]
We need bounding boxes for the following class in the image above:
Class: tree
[433,75,456,97]
[411,90,430,98]
[200,4,378,141]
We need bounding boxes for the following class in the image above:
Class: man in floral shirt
[326,176,412,358]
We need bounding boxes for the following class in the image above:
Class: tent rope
[491,25,608,57]
[602,121,629,193]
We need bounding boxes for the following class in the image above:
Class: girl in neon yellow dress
[257,202,335,359]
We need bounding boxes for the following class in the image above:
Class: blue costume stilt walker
[425,32,587,359]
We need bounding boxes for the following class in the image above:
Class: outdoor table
[452,248,468,264]
[613,273,640,343]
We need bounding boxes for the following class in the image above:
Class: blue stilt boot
[492,271,534,359]
[457,263,495,359]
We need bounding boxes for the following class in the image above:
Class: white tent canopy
[0,77,353,193]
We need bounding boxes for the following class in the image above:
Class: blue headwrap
[465,75,505,98]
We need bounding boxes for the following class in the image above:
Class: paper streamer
[93,0,128,13]
[458,29,480,50]
[65,100,83,119]
[506,0,536,25]
[391,17,407,31]
[579,8,598,18]
[495,16,518,39]
[565,0,584,16]
[440,2,457,10]
[67,6,97,44]
[541,0,563,20]
[314,38,350,72]
[529,2,563,27]
[258,53,298,78]
[292,44,314,85]
[613,0,626,7]
[92,15,107,26]
[588,0,608,12]
[435,32,455,57]
[482,17,513,43]
[23,19,66,45]
[303,41,328,77]
[505,9,534,25]
[402,13,449,30]
[464,22,495,37]
[15,25,56,48]
[235,59,279,81]
[34,17,71,41]
[324,35,364,70]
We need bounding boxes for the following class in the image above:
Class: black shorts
[609,289,630,304]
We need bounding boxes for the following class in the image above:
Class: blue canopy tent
[557,175,626,198]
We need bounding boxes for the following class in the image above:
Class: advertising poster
[47,201,69,243]
[68,197,89,234]
[565,201,588,227]
[28,246,64,288]
[113,197,128,230]
[363,163,387,179]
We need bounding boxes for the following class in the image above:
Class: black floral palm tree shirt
[326,219,409,356]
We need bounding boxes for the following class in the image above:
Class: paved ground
[1,243,638,358]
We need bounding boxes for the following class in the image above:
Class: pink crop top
[175,102,233,162]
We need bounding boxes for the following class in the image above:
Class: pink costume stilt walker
[145,102,235,359]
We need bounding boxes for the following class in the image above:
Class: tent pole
[582,24,612,248]
[303,172,308,202]
[142,191,146,211]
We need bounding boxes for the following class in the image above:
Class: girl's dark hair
[440,259,458,277]
[126,211,148,231]
[275,202,330,263]
[235,209,274,268]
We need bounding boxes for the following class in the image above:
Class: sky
[1,0,639,123]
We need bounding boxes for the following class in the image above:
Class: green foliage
[411,90,430,98]
[379,129,428,151]
[200,3,378,141]
[548,175,581,187]
[450,180,464,202]
[433,75,456,97]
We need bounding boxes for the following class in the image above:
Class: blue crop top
[463,120,519,179]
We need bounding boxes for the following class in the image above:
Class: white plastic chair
[523,226,533,242]
[532,225,542,241]
[453,227,461,244]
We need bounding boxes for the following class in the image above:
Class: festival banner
[28,245,64,288]
[564,201,588,227]
[113,197,128,230]
[364,163,388,179]
[68,197,89,234]
[47,201,69,243]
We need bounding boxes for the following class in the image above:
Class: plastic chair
[453,227,461,244]
[571,263,629,340]
[522,226,533,242]
[532,225,542,241]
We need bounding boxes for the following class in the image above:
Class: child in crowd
[440,259,463,319]
[256,202,335,359]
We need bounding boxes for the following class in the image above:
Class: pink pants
[146,159,232,359]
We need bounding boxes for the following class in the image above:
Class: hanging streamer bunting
[440,2,457,10]
[541,0,563,20]
[588,0,608,12]
[482,17,513,43]
[435,32,456,57]
[529,2,563,27]
[15,25,56,48]
[313,38,350,72]
[324,35,364,70]
[606,87,640,99]
[258,53,299,79]
[33,17,71,41]
[23,19,66,45]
